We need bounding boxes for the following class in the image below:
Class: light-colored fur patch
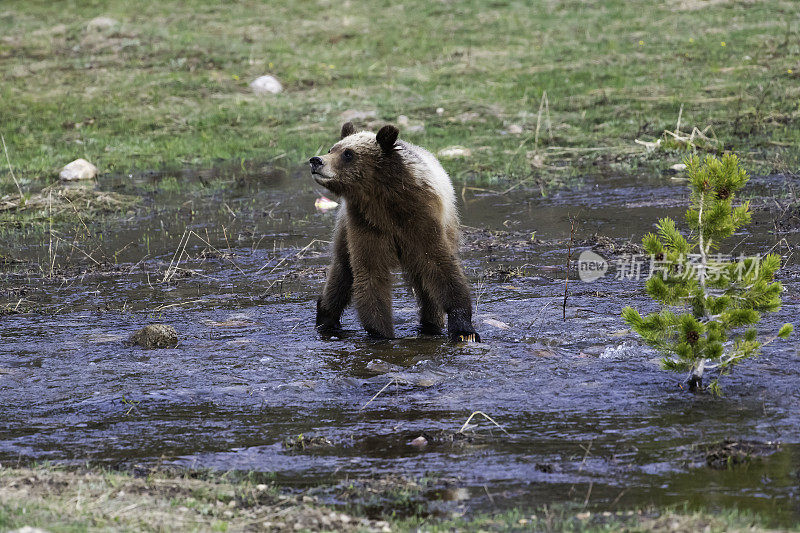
[398,140,458,228]
[337,131,379,153]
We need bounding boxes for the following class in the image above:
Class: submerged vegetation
[623,154,793,393]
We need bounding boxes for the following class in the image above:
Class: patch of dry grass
[0,465,389,532]
[0,465,785,532]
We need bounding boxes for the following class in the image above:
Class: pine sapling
[622,154,793,394]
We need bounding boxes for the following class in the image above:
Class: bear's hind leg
[400,239,480,343]
[406,272,445,335]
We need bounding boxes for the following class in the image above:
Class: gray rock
[339,109,376,122]
[249,75,283,95]
[59,158,98,181]
[128,324,179,349]
[438,146,472,158]
[86,16,118,31]
[397,114,425,133]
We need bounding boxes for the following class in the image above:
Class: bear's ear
[340,122,356,139]
[376,125,399,152]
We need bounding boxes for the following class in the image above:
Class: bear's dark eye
[342,149,355,162]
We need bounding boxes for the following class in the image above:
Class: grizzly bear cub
[308,122,480,342]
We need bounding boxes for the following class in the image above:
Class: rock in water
[249,75,283,95]
[59,158,98,181]
[409,436,428,448]
[129,324,179,349]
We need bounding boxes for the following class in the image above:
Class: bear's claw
[452,331,481,343]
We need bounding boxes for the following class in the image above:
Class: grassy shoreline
[2,0,800,189]
[0,464,788,532]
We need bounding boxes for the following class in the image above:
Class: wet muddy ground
[1,166,800,524]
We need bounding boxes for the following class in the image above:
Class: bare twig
[360,377,406,411]
[583,481,593,508]
[458,411,510,436]
[255,239,327,275]
[563,212,580,320]
[48,191,55,277]
[1,133,24,198]
[534,90,552,147]
[162,228,190,283]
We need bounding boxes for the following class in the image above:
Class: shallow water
[1,166,800,523]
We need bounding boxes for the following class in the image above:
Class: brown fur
[309,123,479,342]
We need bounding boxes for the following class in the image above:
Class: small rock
[128,324,179,349]
[483,318,510,330]
[249,75,283,95]
[670,163,687,171]
[409,436,428,448]
[86,16,119,31]
[396,114,424,133]
[507,124,524,134]
[339,109,376,122]
[438,146,471,158]
[59,158,98,181]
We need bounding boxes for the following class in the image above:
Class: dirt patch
[581,233,645,256]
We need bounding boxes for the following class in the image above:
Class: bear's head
[308,122,400,196]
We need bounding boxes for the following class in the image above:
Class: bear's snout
[309,156,324,172]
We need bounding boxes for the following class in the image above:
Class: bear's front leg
[348,229,394,339]
[317,215,353,333]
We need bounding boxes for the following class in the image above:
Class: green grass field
[2,0,799,190]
